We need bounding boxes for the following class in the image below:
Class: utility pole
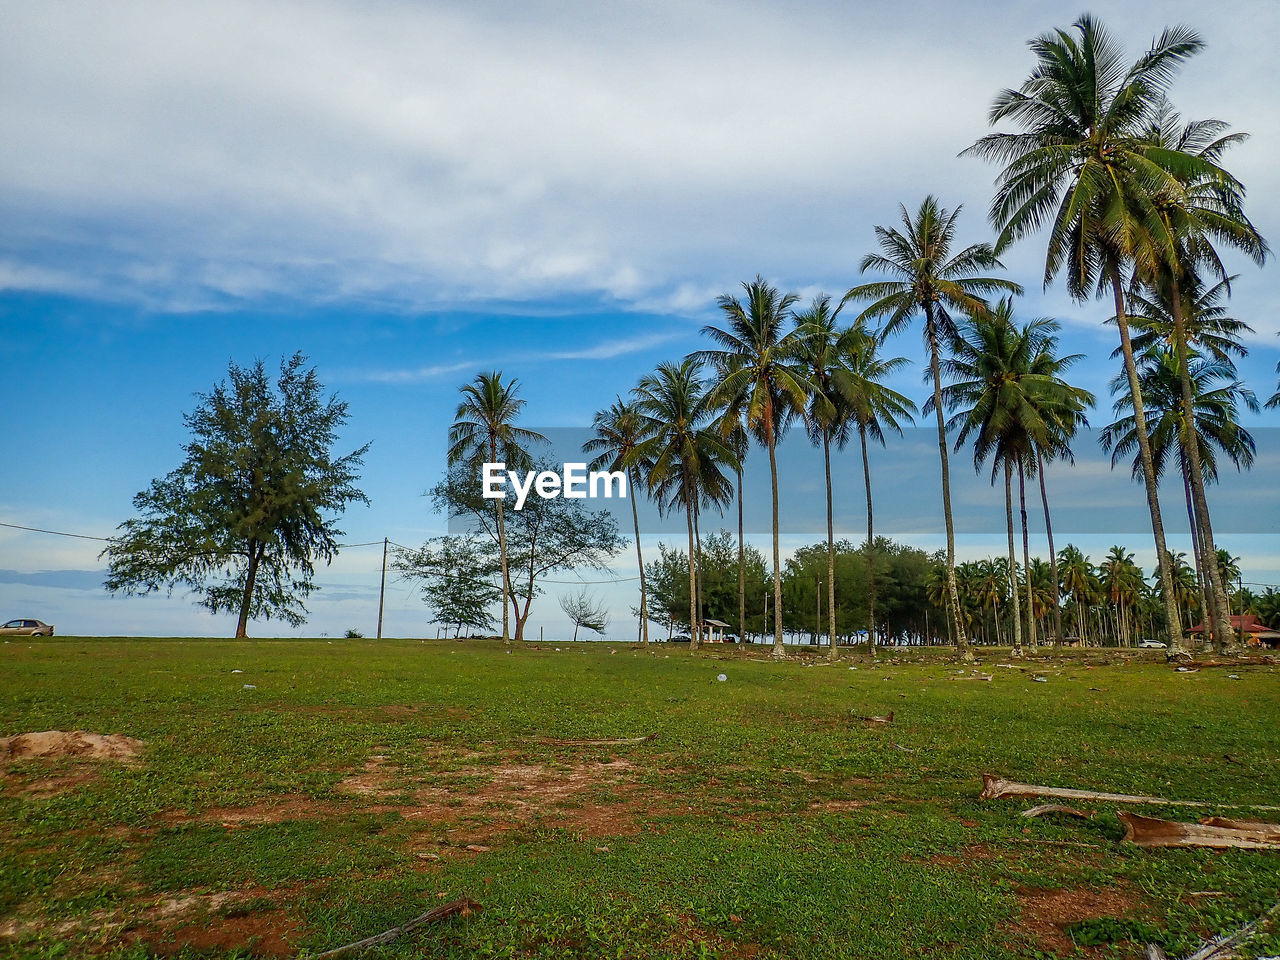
[376,537,388,639]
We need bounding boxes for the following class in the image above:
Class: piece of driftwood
[979,774,1280,812]
[1020,803,1092,820]
[853,711,894,724]
[1119,812,1280,850]
[307,898,480,960]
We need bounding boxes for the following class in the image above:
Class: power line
[0,521,109,541]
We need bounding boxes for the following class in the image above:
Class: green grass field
[1,638,1278,959]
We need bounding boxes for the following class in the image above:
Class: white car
[1138,639,1167,649]
[1,618,54,637]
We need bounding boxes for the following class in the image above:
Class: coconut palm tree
[792,295,854,659]
[1125,274,1252,370]
[939,301,1090,653]
[447,371,548,643]
[698,276,812,656]
[584,398,653,644]
[632,359,737,652]
[1058,546,1099,644]
[843,197,1021,661]
[965,14,1211,652]
[1133,101,1268,652]
[1099,546,1144,645]
[1102,348,1257,646]
[842,331,915,656]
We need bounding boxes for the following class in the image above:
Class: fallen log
[305,898,480,960]
[1119,812,1280,850]
[1020,803,1092,820]
[979,774,1280,812]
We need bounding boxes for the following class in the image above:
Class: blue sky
[1,0,1278,638]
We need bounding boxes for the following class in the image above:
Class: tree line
[101,16,1279,652]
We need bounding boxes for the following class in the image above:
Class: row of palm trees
[944,546,1246,650]
[447,15,1271,660]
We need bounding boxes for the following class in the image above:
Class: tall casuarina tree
[963,15,1212,653]
[843,198,1021,661]
[632,359,737,652]
[698,276,812,657]
[584,398,654,644]
[447,371,547,643]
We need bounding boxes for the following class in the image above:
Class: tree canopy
[102,353,370,637]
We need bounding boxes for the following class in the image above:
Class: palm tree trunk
[694,506,705,644]
[1109,264,1184,654]
[766,411,784,657]
[925,312,971,661]
[860,424,877,658]
[686,492,699,653]
[824,432,838,660]
[1181,460,1209,646]
[1036,453,1065,646]
[737,467,745,646]
[629,467,649,644]
[1167,276,1236,653]
[1018,459,1036,648]
[1005,461,1023,654]
[491,436,510,643]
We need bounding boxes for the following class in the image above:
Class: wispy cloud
[349,330,681,383]
[539,331,680,361]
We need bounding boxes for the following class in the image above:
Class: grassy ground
[1,638,1278,959]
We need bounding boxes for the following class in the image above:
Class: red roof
[1189,614,1270,634]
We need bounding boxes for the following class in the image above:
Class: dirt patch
[134,891,303,959]
[0,730,144,762]
[1011,885,1140,956]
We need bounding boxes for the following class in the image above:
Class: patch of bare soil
[0,730,144,762]
[133,890,303,959]
[1011,885,1140,957]
[335,752,656,839]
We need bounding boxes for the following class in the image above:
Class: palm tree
[447,371,547,643]
[632,359,737,652]
[1126,274,1252,370]
[843,197,1021,661]
[1102,348,1258,647]
[1099,546,1144,645]
[965,15,1211,652]
[940,301,1090,654]
[842,330,915,656]
[1162,550,1200,632]
[1134,101,1268,652]
[1058,545,1099,644]
[584,398,653,644]
[792,295,853,659]
[698,276,812,656]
